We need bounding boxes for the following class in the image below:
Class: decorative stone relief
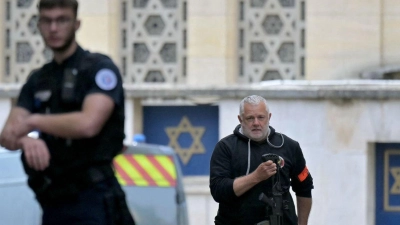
[238,0,306,82]
[4,0,50,83]
[121,0,187,84]
[4,0,186,84]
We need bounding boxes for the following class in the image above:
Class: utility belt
[28,164,115,206]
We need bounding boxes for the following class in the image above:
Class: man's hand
[0,125,20,150]
[253,160,277,182]
[0,107,32,150]
[0,122,33,150]
[233,160,277,197]
[19,137,51,171]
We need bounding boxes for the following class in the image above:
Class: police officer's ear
[73,19,81,32]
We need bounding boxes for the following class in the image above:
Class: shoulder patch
[95,69,117,90]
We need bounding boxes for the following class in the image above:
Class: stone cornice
[2,80,400,100]
[123,80,400,100]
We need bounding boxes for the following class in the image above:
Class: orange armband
[298,166,309,182]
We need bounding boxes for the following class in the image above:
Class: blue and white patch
[95,69,117,91]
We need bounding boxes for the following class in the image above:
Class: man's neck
[53,41,78,64]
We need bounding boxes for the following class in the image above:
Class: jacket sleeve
[290,141,314,197]
[84,56,124,107]
[209,140,239,204]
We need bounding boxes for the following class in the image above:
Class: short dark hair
[38,0,79,17]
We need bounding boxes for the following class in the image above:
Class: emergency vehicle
[0,142,189,225]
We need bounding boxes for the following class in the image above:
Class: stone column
[382,0,400,66]
[187,0,237,86]
[77,0,120,61]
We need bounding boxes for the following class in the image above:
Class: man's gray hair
[239,95,269,116]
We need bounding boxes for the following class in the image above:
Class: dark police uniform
[17,45,135,225]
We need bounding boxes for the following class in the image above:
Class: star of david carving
[390,167,400,194]
[165,116,205,165]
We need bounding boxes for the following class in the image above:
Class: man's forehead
[243,103,269,114]
[39,7,75,17]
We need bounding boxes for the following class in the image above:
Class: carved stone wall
[238,0,306,82]
[120,0,187,84]
[3,0,187,84]
[4,0,51,83]
[3,0,303,84]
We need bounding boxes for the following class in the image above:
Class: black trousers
[41,177,135,225]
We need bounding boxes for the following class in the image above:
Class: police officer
[0,0,135,224]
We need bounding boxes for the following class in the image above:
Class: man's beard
[50,31,76,53]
